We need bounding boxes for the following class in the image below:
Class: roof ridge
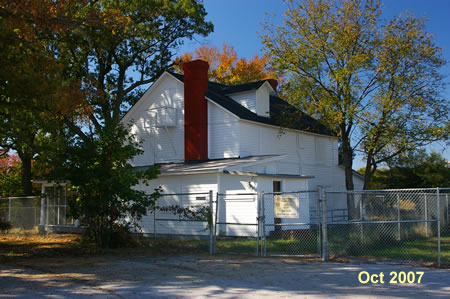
[167,70,273,92]
[166,69,334,136]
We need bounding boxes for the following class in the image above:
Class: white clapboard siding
[228,91,257,113]
[125,75,185,165]
[239,121,260,157]
[255,84,271,117]
[137,174,217,236]
[208,102,240,159]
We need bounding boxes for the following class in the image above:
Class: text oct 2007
[358,271,424,284]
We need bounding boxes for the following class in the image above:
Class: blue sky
[178,0,450,169]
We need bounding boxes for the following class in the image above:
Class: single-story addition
[121,60,363,236]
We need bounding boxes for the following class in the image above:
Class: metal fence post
[213,192,219,254]
[316,189,322,257]
[359,193,364,244]
[153,204,156,239]
[446,194,449,224]
[397,194,401,241]
[256,192,260,256]
[261,192,266,257]
[209,190,214,255]
[437,188,441,268]
[321,188,328,261]
[8,197,11,222]
[46,195,49,238]
[424,194,428,237]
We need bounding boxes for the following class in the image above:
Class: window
[273,181,281,193]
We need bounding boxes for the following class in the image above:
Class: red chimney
[267,79,278,92]
[182,60,209,161]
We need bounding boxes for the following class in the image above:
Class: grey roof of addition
[168,72,334,136]
[134,155,313,179]
[134,155,280,175]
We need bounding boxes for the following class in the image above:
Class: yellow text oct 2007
[358,271,424,284]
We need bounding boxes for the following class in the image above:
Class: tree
[0,155,22,197]
[1,0,213,247]
[0,0,85,195]
[261,0,448,196]
[365,150,450,189]
[0,154,46,197]
[173,42,277,85]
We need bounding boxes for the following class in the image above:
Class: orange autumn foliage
[0,0,131,119]
[173,43,277,85]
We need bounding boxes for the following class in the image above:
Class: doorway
[273,180,282,232]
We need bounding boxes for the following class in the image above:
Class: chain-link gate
[260,190,321,257]
[213,192,259,255]
[211,190,322,257]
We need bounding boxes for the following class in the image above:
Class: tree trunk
[18,152,33,196]
[342,134,359,219]
[363,152,373,190]
[363,170,371,190]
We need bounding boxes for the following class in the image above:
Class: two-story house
[121,60,363,236]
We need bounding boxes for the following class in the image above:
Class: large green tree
[366,150,450,189]
[1,0,213,246]
[262,0,448,196]
[0,0,85,195]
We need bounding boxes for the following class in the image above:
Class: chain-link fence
[40,185,75,235]
[440,188,450,238]
[142,192,213,253]
[0,188,73,234]
[146,187,448,266]
[261,190,321,257]
[2,187,448,265]
[324,188,449,266]
[0,197,40,231]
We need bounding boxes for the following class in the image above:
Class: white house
[121,60,363,236]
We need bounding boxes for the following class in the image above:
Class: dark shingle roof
[168,71,334,136]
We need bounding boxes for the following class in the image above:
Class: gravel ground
[1,255,449,298]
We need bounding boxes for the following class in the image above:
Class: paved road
[1,255,449,298]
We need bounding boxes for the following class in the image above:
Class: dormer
[226,80,277,118]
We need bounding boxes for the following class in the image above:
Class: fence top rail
[217,192,258,196]
[262,190,317,195]
[1,196,41,200]
[325,187,449,193]
[328,219,437,225]
[156,192,211,196]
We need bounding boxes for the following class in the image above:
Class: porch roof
[134,155,312,179]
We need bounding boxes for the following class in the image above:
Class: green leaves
[262,0,448,190]
[1,0,213,246]
[369,151,450,189]
[57,0,212,247]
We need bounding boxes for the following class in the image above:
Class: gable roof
[168,71,334,136]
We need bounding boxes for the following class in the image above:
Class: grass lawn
[1,231,448,266]
[215,237,320,256]
[326,223,450,264]
[360,236,450,263]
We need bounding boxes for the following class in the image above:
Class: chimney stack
[182,60,209,161]
[267,79,278,92]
